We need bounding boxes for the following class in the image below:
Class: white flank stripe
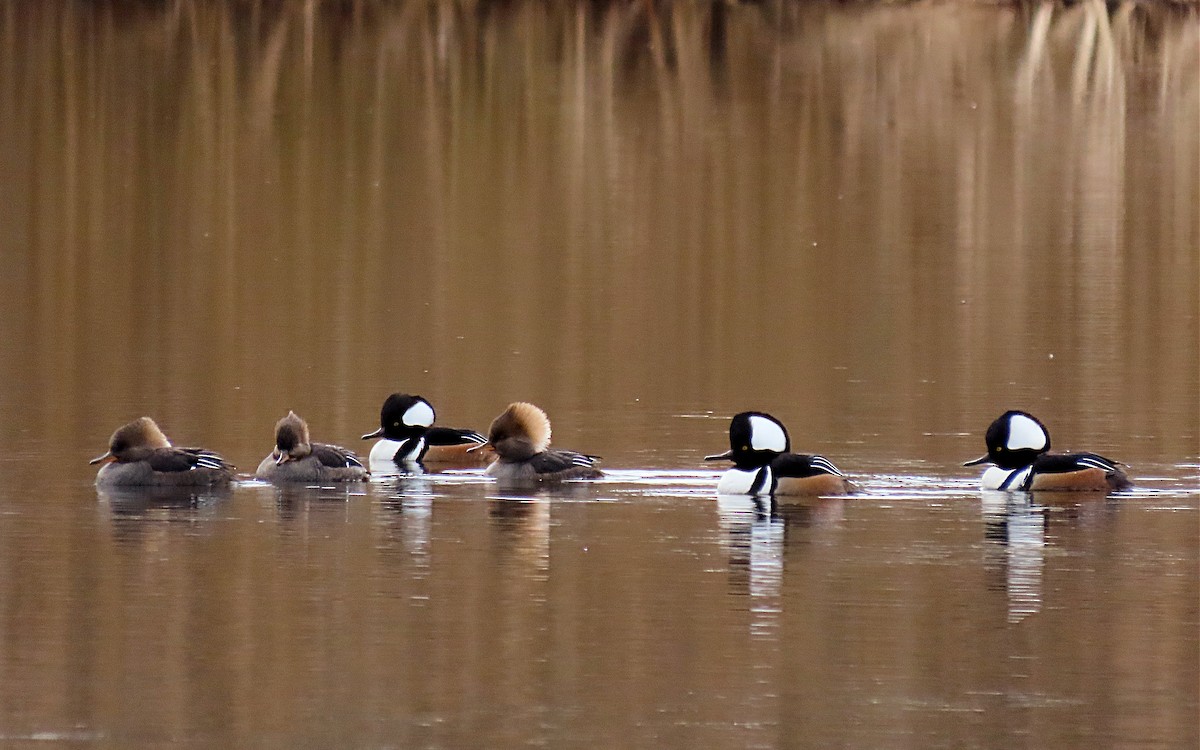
[1077,456,1114,471]
[811,456,844,476]
[196,455,223,470]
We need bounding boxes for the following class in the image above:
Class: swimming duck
[964,410,1132,491]
[362,393,490,466]
[90,417,234,487]
[474,402,602,482]
[256,411,368,483]
[705,411,853,496]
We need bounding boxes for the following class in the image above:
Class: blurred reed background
[0,5,1195,745]
[0,1,1196,469]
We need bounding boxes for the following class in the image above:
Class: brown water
[0,2,1197,747]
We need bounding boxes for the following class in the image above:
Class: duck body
[255,443,367,483]
[486,448,603,483]
[256,411,367,483]
[966,410,1131,492]
[91,417,234,487]
[707,412,853,497]
[479,402,602,483]
[367,427,491,465]
[363,394,489,467]
[978,452,1130,491]
[770,452,856,496]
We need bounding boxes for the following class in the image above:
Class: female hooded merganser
[89,417,234,487]
[474,402,602,483]
[705,411,853,496]
[964,410,1132,491]
[361,393,490,466]
[256,411,368,483]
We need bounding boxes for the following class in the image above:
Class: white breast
[717,467,771,496]
[981,465,1031,491]
[369,438,423,464]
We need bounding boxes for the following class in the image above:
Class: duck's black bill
[962,454,991,467]
[704,450,733,462]
[88,451,113,465]
[360,428,384,440]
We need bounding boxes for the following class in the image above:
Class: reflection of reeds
[0,1,1195,457]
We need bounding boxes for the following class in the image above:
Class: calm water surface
[0,2,1197,747]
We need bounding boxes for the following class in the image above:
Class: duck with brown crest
[474,402,602,483]
[256,411,367,483]
[90,417,234,487]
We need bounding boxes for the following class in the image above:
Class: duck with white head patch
[90,417,234,487]
[256,411,367,483]
[964,410,1132,491]
[473,402,602,483]
[361,393,490,467]
[705,412,854,496]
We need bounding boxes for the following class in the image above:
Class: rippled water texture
[0,2,1196,747]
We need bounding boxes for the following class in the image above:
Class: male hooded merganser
[705,411,854,496]
[964,410,1132,491]
[89,417,234,487]
[473,402,602,482]
[361,393,490,465]
[256,411,368,483]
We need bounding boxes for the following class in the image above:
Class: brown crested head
[487,402,552,461]
[91,416,172,464]
[274,411,312,462]
[114,417,172,451]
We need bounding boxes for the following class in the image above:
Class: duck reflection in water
[374,493,434,570]
[96,484,231,547]
[97,483,232,511]
[981,490,1047,624]
[982,488,1122,624]
[716,494,846,636]
[488,497,551,575]
[376,472,437,500]
[485,479,597,574]
[270,483,366,522]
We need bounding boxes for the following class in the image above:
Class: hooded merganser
[361,393,491,466]
[474,402,603,483]
[256,411,368,483]
[964,410,1132,491]
[89,417,234,487]
[705,411,854,496]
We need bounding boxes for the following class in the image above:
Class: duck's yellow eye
[742,445,750,451]
[393,421,400,427]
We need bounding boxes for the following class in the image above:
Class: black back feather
[425,427,487,447]
[313,443,365,470]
